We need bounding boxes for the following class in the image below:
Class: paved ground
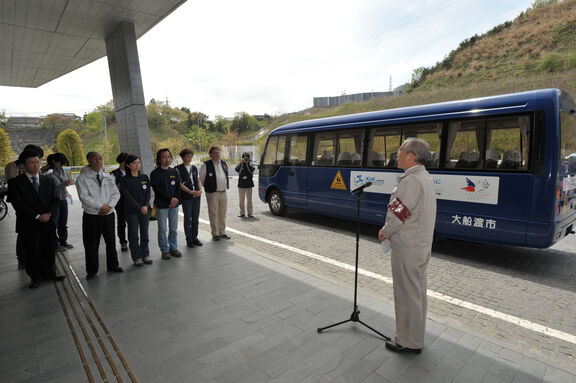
[223,179,576,368]
[0,178,575,382]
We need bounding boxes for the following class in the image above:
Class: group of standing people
[5,144,256,288]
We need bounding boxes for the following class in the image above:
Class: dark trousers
[82,212,119,275]
[181,197,201,243]
[125,212,150,262]
[52,199,68,245]
[16,233,26,264]
[21,221,57,281]
[116,203,127,244]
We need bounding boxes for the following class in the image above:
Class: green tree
[42,113,84,131]
[230,112,259,134]
[185,124,213,153]
[56,129,85,166]
[213,115,231,134]
[146,100,187,131]
[0,127,13,168]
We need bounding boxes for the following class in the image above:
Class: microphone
[351,181,372,194]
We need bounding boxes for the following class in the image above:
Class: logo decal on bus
[461,178,476,192]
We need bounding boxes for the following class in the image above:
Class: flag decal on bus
[331,170,348,190]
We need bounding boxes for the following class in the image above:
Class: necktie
[96,173,102,186]
[31,176,39,194]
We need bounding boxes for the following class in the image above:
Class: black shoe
[121,242,128,252]
[186,242,195,248]
[170,249,182,257]
[108,266,124,273]
[192,239,203,246]
[385,341,422,354]
[238,214,245,217]
[212,236,220,241]
[29,279,41,289]
[220,234,231,240]
[86,273,96,280]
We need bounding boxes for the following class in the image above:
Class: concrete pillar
[105,22,154,173]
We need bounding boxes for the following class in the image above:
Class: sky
[0,0,535,119]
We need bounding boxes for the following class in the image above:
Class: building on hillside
[6,116,42,129]
[313,91,401,108]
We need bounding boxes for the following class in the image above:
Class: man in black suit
[8,150,65,289]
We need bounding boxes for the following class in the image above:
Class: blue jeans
[156,206,179,252]
[52,199,68,245]
[181,198,201,244]
[125,212,150,261]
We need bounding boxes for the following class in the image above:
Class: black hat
[18,149,40,163]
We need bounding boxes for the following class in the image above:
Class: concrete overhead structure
[0,0,186,171]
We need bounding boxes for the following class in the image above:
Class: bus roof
[270,88,568,135]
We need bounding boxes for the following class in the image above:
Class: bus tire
[268,189,287,216]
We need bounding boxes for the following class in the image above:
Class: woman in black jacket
[121,155,152,266]
[235,152,255,218]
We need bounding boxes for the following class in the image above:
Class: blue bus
[258,89,576,248]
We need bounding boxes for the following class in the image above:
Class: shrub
[567,54,576,69]
[540,52,564,72]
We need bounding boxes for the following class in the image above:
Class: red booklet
[388,197,411,223]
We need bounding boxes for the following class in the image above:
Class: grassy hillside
[415,0,576,89]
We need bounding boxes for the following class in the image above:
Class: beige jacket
[382,165,436,248]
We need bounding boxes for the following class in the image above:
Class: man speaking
[378,138,436,354]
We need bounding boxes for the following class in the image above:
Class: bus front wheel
[268,189,287,216]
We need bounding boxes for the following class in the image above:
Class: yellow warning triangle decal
[330,170,347,190]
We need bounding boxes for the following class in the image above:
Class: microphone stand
[317,184,391,340]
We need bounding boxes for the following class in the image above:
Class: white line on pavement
[189,216,576,345]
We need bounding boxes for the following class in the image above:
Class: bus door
[280,135,309,210]
[307,129,364,220]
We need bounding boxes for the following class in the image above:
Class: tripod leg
[358,320,391,341]
[317,318,352,333]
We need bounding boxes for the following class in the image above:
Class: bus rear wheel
[268,189,287,216]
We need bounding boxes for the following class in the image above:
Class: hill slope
[415,0,576,89]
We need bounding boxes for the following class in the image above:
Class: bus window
[486,115,530,170]
[262,135,287,166]
[337,129,364,167]
[446,120,482,169]
[313,132,336,166]
[405,123,442,169]
[561,111,576,163]
[288,135,308,166]
[262,136,278,165]
[368,127,402,168]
